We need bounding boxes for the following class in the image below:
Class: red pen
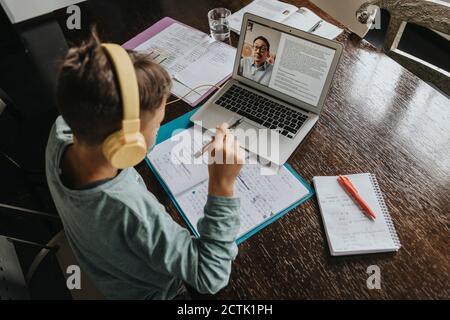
[337,175,376,220]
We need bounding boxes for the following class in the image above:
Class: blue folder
[145,108,315,244]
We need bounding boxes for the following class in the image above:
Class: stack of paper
[135,23,236,105]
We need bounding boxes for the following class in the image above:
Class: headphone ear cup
[103,131,147,169]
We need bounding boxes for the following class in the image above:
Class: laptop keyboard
[215,85,308,139]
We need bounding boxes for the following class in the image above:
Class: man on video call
[239,36,273,86]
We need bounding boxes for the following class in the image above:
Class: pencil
[194,117,244,158]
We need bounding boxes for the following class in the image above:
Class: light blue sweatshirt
[45,116,240,299]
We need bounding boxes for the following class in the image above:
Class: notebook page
[174,40,236,94]
[283,8,343,39]
[134,23,233,105]
[314,173,398,255]
[282,8,320,32]
[134,23,209,77]
[147,126,210,196]
[229,0,298,34]
[176,161,310,238]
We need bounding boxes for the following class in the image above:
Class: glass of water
[208,8,231,41]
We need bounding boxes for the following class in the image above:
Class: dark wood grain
[56,0,450,299]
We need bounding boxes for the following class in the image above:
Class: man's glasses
[253,45,268,53]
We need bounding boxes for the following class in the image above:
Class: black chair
[1,87,103,299]
[0,2,69,111]
[16,18,69,109]
[0,88,22,122]
[0,205,103,300]
[0,5,102,299]
[0,87,55,213]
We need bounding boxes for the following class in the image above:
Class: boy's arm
[124,194,240,295]
[126,123,243,295]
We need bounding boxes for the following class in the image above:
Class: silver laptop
[191,13,343,165]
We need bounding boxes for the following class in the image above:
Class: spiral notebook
[313,173,401,256]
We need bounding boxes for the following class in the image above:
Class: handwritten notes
[313,174,400,255]
[148,127,310,238]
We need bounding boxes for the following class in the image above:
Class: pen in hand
[194,117,244,158]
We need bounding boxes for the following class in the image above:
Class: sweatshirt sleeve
[124,194,240,295]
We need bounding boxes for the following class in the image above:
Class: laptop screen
[238,19,337,108]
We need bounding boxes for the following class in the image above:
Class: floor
[0,7,448,300]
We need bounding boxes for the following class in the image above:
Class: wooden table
[57,0,450,299]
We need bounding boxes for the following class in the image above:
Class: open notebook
[229,0,343,39]
[147,126,312,243]
[313,173,401,256]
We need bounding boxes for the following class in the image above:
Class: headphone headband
[101,43,140,133]
[100,43,147,169]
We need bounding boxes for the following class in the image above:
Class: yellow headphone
[101,43,147,169]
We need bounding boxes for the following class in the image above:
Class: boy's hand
[208,123,245,197]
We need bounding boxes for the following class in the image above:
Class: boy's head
[57,31,172,150]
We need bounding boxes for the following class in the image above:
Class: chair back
[28,231,104,300]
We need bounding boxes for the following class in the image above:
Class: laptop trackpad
[233,120,259,152]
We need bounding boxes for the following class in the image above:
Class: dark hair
[253,36,270,52]
[57,30,172,146]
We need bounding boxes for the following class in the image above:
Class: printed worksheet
[174,41,236,95]
[135,23,236,105]
[135,23,208,76]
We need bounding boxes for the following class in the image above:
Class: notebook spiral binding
[369,174,401,248]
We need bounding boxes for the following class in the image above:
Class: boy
[46,32,243,299]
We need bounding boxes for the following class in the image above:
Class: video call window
[238,21,281,87]
[238,20,337,107]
